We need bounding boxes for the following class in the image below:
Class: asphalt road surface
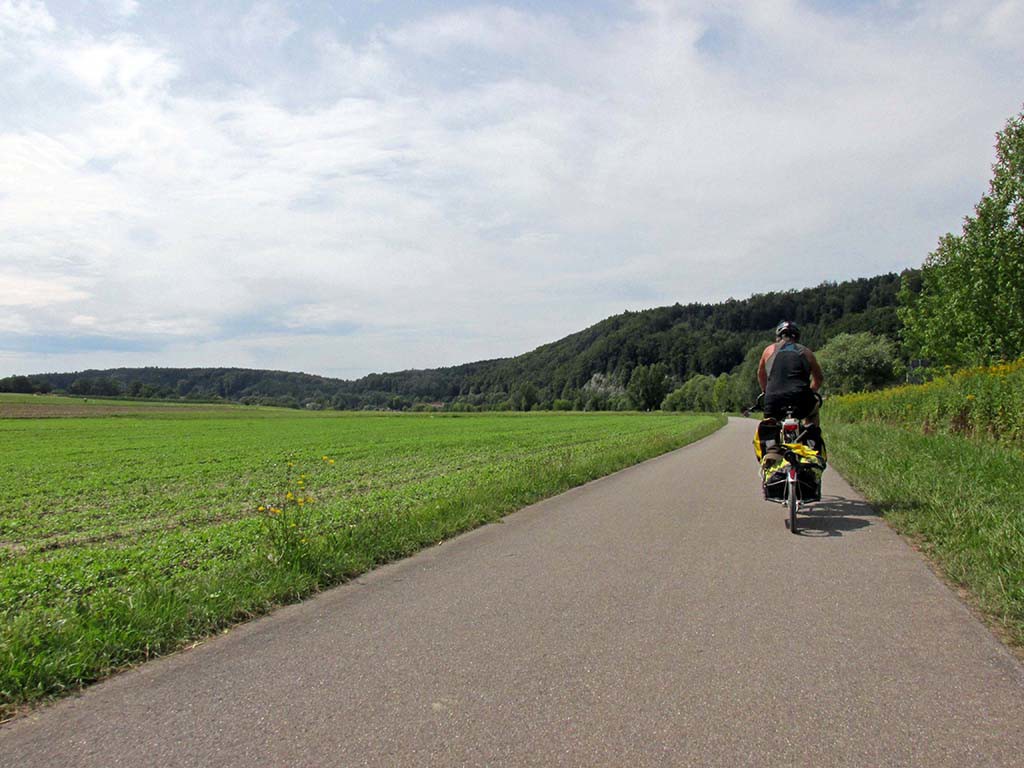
[3,417,1023,767]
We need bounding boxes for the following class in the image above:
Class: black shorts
[764,388,817,420]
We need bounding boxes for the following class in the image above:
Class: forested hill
[6,272,907,410]
[457,273,904,397]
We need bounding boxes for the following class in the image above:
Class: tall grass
[828,358,1024,443]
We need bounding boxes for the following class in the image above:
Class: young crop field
[0,394,723,715]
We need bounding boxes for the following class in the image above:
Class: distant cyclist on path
[757,321,824,426]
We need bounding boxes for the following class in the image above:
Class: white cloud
[235,0,300,50]
[979,0,1024,48]
[103,0,139,19]
[384,5,572,57]
[0,0,54,37]
[0,0,1021,376]
[62,37,178,95]
[0,275,89,307]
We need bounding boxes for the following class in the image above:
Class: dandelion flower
[329,459,335,465]
[286,491,294,500]
[258,506,265,512]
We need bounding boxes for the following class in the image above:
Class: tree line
[3,271,907,411]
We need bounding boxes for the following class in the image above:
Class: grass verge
[1,414,723,718]
[825,418,1024,650]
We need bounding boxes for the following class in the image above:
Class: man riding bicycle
[757,320,824,426]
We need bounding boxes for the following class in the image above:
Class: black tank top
[765,341,811,400]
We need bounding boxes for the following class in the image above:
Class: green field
[0,395,723,714]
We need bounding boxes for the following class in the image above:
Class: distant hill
[5,272,909,410]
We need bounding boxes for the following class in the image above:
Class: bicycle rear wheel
[788,475,799,534]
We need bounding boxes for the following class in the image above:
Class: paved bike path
[3,418,1023,766]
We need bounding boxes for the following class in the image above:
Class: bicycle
[744,393,825,534]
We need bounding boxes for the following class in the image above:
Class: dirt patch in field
[0,403,239,419]
[28,509,259,554]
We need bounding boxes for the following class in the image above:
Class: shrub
[818,332,900,395]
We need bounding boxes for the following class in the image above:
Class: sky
[1,0,1022,379]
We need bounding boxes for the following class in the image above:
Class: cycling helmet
[775,320,800,340]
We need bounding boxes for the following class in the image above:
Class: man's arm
[805,349,824,392]
[757,344,772,391]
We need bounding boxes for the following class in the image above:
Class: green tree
[722,344,764,411]
[661,387,686,411]
[68,378,93,396]
[711,373,729,411]
[818,332,900,395]
[510,382,538,411]
[0,375,34,393]
[900,106,1024,367]
[662,374,715,411]
[627,363,670,411]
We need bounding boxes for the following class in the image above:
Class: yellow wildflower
[258,506,265,512]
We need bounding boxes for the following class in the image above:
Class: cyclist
[757,320,824,426]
